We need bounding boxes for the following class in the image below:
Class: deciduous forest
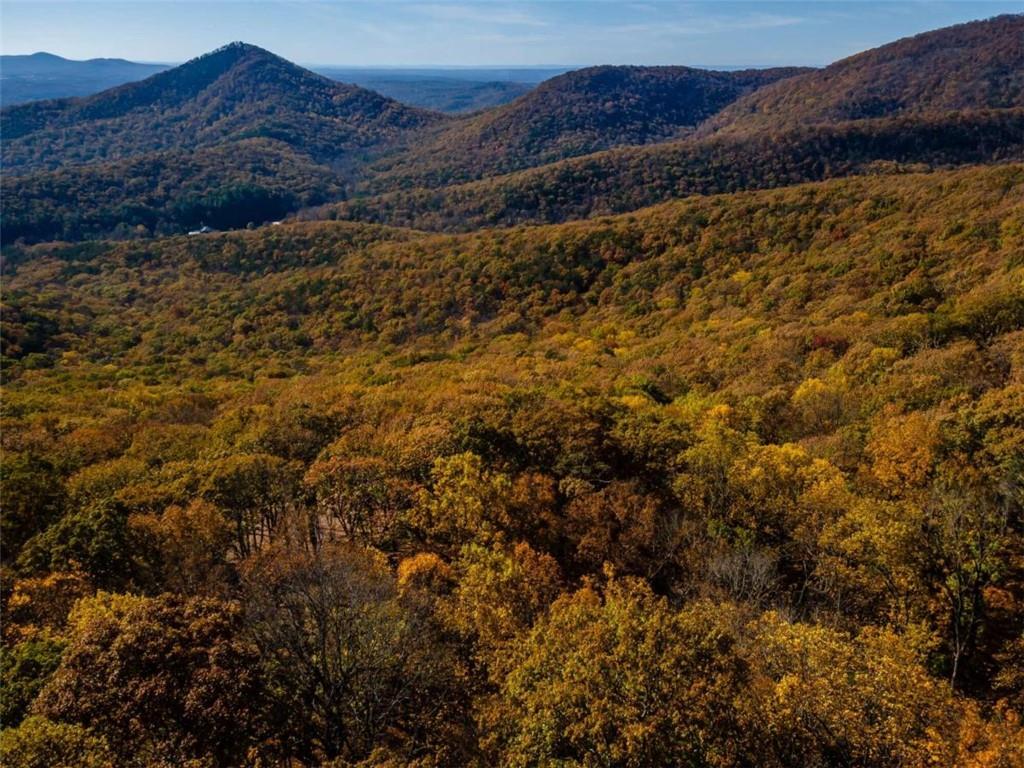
[1,12,1023,768]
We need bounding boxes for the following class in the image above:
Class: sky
[1,1,1020,67]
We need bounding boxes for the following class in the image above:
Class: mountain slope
[362,65,809,189]
[0,52,170,106]
[9,106,1022,244]
[1,139,345,243]
[310,109,1024,231]
[1,42,444,175]
[702,14,1024,136]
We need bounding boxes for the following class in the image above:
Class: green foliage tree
[0,634,65,727]
[16,501,138,590]
[0,453,66,559]
[0,716,113,768]
[485,577,749,767]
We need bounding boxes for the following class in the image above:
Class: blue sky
[1,1,1020,67]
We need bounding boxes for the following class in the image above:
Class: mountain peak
[168,40,289,81]
[1,40,441,171]
[53,41,307,119]
[194,41,278,64]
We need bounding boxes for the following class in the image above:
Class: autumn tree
[129,499,234,595]
[304,454,415,548]
[485,577,749,767]
[0,716,113,768]
[199,452,302,557]
[446,540,562,671]
[743,614,964,767]
[32,592,267,767]
[241,542,465,764]
[562,479,686,583]
[408,452,514,551]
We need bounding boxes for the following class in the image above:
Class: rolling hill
[702,13,1024,136]
[5,163,1021,380]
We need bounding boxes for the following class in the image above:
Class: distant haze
[0,53,564,111]
[2,1,1021,67]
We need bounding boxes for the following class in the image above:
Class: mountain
[0,52,170,106]
[1,55,538,113]
[0,42,449,238]
[4,17,1024,244]
[702,14,1024,136]
[362,65,810,189]
[1,42,443,175]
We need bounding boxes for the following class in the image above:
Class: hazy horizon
[3,52,791,74]
[2,1,1020,68]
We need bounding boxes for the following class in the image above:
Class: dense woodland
[315,108,1024,230]
[2,12,1024,768]
[1,139,343,243]
[2,165,1024,766]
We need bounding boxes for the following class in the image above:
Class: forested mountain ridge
[360,64,810,189]
[0,47,800,241]
[311,108,1024,231]
[2,165,1023,765]
[0,42,442,174]
[4,16,1023,244]
[8,101,1023,244]
[701,13,1024,136]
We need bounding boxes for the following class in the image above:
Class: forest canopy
[2,165,1023,766]
[2,14,1024,768]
